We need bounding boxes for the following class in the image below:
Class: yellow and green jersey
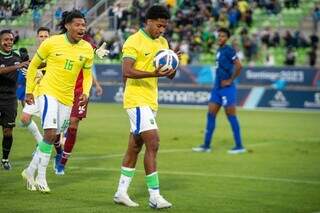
[122,29,169,111]
[26,34,94,106]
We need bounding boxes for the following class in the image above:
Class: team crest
[150,119,155,125]
[79,55,84,61]
[53,118,57,124]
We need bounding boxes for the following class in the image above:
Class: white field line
[68,166,320,186]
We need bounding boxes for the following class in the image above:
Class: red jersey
[74,33,96,95]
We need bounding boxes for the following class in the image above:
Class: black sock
[2,135,13,160]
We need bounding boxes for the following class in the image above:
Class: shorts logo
[150,119,155,125]
[53,118,57,124]
[222,96,227,106]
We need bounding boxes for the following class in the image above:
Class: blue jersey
[215,44,237,88]
[17,69,26,85]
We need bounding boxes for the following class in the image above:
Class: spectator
[309,32,319,48]
[32,7,41,30]
[308,46,317,67]
[284,47,296,66]
[312,5,320,32]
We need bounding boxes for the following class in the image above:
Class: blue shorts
[209,85,236,107]
[16,85,25,101]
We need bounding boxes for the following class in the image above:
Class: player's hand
[18,61,30,69]
[175,50,182,61]
[34,69,44,83]
[25,93,34,105]
[20,68,27,76]
[221,79,232,87]
[155,66,175,77]
[95,42,109,59]
[78,94,88,106]
[95,84,103,96]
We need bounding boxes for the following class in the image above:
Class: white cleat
[21,169,36,191]
[149,195,172,209]
[35,177,51,193]
[114,192,139,207]
[228,147,247,154]
[192,146,211,153]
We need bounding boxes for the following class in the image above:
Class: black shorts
[0,100,17,128]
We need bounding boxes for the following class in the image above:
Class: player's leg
[223,85,246,154]
[58,95,87,174]
[1,101,17,170]
[139,107,171,209]
[20,112,43,144]
[114,133,143,207]
[20,99,43,144]
[193,88,221,152]
[56,117,79,174]
[23,95,58,192]
[1,127,13,170]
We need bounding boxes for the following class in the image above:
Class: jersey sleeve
[26,39,52,94]
[82,47,94,96]
[122,36,138,61]
[228,47,238,62]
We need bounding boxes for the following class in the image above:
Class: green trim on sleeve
[36,51,44,60]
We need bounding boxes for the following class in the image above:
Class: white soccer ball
[154,49,179,72]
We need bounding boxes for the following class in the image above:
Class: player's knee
[43,130,57,143]
[146,139,160,153]
[20,115,31,126]
[3,128,13,137]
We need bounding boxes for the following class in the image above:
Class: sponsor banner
[257,90,320,109]
[90,85,250,106]
[95,64,318,87]
[239,67,318,86]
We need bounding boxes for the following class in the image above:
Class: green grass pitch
[0,103,319,213]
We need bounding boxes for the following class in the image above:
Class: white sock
[26,148,40,177]
[148,188,160,198]
[27,120,43,143]
[36,151,51,181]
[116,167,135,194]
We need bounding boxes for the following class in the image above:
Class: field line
[68,166,320,186]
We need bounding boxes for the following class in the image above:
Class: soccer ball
[154,49,179,72]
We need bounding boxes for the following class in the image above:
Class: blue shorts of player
[16,84,25,101]
[209,84,236,107]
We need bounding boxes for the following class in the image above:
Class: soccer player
[21,10,93,192]
[54,30,106,175]
[192,28,246,154]
[54,69,103,175]
[20,27,50,145]
[0,30,29,170]
[113,5,176,209]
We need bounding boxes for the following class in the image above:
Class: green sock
[121,167,135,177]
[146,172,159,189]
[38,140,52,154]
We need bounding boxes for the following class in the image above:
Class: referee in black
[0,30,29,170]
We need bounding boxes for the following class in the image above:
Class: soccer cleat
[192,145,211,153]
[149,195,172,209]
[35,177,51,193]
[55,164,65,176]
[1,159,12,170]
[228,147,247,154]
[21,169,36,191]
[53,154,62,171]
[114,192,139,207]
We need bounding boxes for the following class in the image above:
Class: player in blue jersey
[193,28,246,154]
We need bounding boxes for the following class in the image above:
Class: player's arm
[122,57,174,79]
[0,61,29,74]
[26,39,50,104]
[230,58,242,81]
[92,76,103,96]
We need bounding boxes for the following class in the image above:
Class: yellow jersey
[122,29,169,111]
[26,34,93,106]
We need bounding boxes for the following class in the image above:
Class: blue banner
[257,90,320,109]
[90,85,250,106]
[95,64,319,87]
